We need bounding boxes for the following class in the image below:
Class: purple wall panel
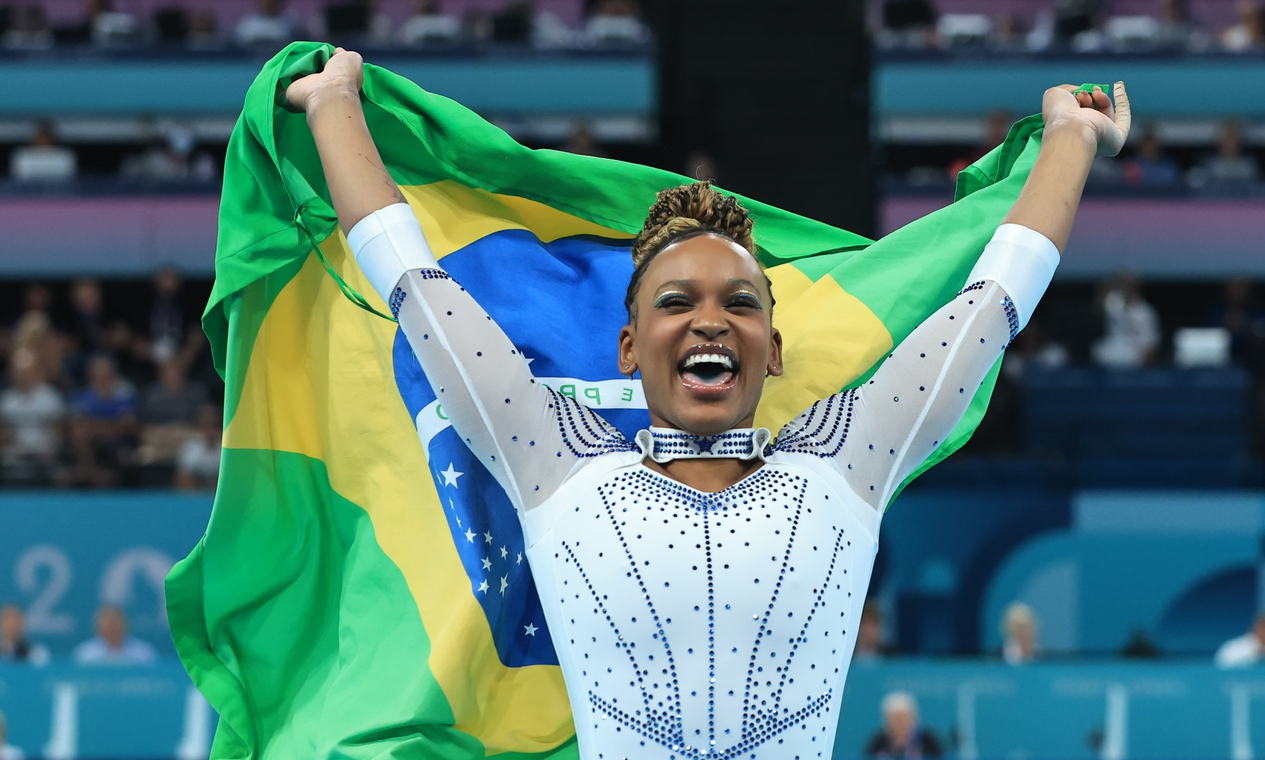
[40,0,585,30]
[882,194,1265,279]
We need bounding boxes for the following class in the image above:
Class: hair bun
[631,182,755,268]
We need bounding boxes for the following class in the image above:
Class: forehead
[641,233,764,292]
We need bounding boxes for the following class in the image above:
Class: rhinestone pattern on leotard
[549,467,854,759]
[547,389,640,458]
[769,390,857,458]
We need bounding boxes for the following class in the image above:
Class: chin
[666,396,755,436]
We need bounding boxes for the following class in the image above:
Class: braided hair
[624,182,771,319]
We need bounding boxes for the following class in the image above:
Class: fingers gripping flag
[166,42,1054,760]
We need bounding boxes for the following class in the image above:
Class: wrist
[304,77,361,115]
[1043,114,1098,153]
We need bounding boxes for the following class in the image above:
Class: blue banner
[0,492,212,658]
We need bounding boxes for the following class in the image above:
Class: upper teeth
[684,353,734,369]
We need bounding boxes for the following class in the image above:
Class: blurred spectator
[855,602,896,662]
[11,313,66,391]
[147,267,187,364]
[865,691,943,758]
[1,4,52,49]
[9,120,77,183]
[1002,319,1069,381]
[1206,277,1265,363]
[19,283,51,321]
[585,0,650,46]
[319,0,392,46]
[54,0,138,46]
[1057,0,1107,51]
[1195,122,1260,185]
[684,149,719,184]
[1157,0,1211,50]
[0,710,23,760]
[1092,273,1160,369]
[878,0,936,49]
[65,354,136,488]
[564,124,607,158]
[1001,602,1041,665]
[121,129,217,184]
[235,0,294,48]
[68,277,105,358]
[1122,130,1180,187]
[491,1,533,43]
[0,604,50,667]
[1221,0,1264,51]
[1215,611,1265,668]
[153,7,188,45]
[187,10,220,49]
[0,348,65,481]
[72,604,157,665]
[175,404,222,490]
[398,0,460,47]
[949,111,1011,180]
[140,360,205,427]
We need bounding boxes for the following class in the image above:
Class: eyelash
[653,293,762,310]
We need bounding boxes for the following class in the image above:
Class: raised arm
[779,83,1130,511]
[286,50,631,513]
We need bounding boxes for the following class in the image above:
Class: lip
[677,342,739,399]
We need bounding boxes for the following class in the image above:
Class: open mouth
[677,343,739,395]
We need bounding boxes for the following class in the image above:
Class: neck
[644,456,763,493]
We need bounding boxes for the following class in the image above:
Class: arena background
[2,0,1265,757]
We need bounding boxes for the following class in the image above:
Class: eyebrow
[654,278,763,294]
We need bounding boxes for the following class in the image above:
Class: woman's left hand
[1042,81,1132,157]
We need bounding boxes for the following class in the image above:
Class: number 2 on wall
[15,544,74,635]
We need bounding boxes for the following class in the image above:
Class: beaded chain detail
[956,280,986,297]
[770,390,857,458]
[388,287,407,318]
[1002,295,1020,347]
[546,389,639,458]
[560,468,845,758]
[415,268,453,281]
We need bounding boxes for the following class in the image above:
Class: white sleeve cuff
[346,202,441,303]
[965,223,1060,331]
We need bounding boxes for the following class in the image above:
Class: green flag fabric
[167,41,1052,759]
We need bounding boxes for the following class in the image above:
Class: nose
[690,303,730,341]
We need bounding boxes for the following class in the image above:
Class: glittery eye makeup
[654,291,690,308]
[730,291,763,309]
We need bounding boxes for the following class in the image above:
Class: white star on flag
[500,545,508,559]
[516,552,523,565]
[481,557,492,570]
[464,528,476,543]
[484,531,493,544]
[524,623,538,637]
[477,579,489,594]
[499,575,509,595]
[440,463,464,487]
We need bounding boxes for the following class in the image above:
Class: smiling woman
[288,48,1129,760]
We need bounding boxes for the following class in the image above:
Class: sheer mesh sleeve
[774,281,1017,510]
[392,270,635,513]
[772,225,1058,512]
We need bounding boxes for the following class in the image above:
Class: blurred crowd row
[0,0,649,52]
[878,0,1265,54]
[0,273,221,489]
[899,117,1263,191]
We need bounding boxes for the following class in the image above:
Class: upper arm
[350,204,632,514]
[774,224,1058,511]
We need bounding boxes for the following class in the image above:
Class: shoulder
[72,638,103,661]
[768,390,857,459]
[544,389,637,458]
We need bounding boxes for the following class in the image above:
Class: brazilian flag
[166,42,1049,759]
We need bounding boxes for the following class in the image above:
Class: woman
[287,50,1129,759]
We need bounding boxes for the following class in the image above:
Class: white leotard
[350,204,1058,760]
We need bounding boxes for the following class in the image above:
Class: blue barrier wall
[0,662,1261,759]
[0,493,212,657]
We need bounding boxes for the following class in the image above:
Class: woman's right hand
[285,47,364,113]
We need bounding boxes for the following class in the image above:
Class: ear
[766,327,784,377]
[618,323,638,376]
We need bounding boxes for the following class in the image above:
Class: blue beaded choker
[636,427,772,463]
